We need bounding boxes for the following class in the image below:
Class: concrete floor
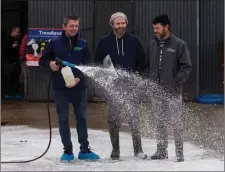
[1,100,224,158]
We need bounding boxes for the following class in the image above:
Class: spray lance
[55,56,118,87]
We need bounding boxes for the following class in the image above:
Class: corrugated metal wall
[134,0,198,100]
[25,67,54,101]
[26,0,223,101]
[199,0,224,94]
[27,0,95,101]
[29,0,94,53]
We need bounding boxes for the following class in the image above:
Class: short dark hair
[63,15,80,25]
[11,26,20,32]
[152,14,171,27]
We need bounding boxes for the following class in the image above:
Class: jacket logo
[74,47,83,51]
[167,48,175,52]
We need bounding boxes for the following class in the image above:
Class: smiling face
[111,17,127,35]
[153,23,169,39]
[62,19,79,37]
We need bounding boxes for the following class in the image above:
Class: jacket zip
[157,45,161,82]
[68,38,72,56]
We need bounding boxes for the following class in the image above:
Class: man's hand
[66,78,80,88]
[49,61,60,71]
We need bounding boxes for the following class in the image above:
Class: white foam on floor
[1,126,224,171]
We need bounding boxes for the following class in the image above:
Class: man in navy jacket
[39,15,100,162]
[94,12,147,160]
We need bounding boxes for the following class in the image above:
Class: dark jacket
[39,31,92,90]
[94,32,146,74]
[146,34,192,93]
[2,34,20,63]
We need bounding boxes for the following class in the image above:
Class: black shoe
[151,149,168,160]
[80,146,92,153]
[80,149,91,153]
[64,150,73,155]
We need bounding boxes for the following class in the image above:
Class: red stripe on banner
[28,28,63,30]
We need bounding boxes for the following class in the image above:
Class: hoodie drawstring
[122,39,124,56]
[116,37,124,56]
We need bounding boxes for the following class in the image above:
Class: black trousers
[3,62,21,95]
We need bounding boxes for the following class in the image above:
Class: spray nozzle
[55,58,77,69]
[55,58,65,67]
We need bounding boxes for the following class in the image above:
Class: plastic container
[61,66,76,87]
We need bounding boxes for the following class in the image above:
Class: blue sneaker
[78,151,100,161]
[60,153,75,162]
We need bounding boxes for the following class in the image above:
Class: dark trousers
[106,95,141,133]
[104,78,144,154]
[3,62,21,95]
[54,86,89,153]
[153,94,183,150]
[105,78,142,139]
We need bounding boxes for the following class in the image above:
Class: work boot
[132,134,147,159]
[174,129,184,162]
[109,127,120,160]
[151,144,168,160]
[174,139,184,161]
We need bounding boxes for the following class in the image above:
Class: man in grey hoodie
[146,14,192,162]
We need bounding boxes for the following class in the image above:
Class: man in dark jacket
[94,12,147,160]
[146,14,192,162]
[39,15,100,162]
[2,26,21,98]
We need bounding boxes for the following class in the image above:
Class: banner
[26,28,63,66]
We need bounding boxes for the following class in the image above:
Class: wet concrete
[1,100,109,131]
[1,100,224,158]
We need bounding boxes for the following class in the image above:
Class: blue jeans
[54,86,89,153]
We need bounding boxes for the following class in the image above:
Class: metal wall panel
[25,67,54,101]
[135,0,198,100]
[199,0,224,94]
[28,0,94,53]
[27,0,224,100]
[27,0,95,101]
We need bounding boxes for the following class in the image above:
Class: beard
[155,29,167,39]
[114,27,126,35]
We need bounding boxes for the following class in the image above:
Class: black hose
[1,75,53,163]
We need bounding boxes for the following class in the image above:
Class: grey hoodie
[146,34,192,93]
